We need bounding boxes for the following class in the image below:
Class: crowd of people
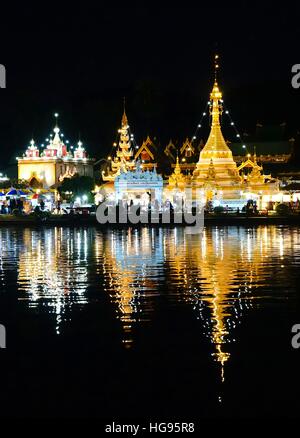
[0,197,25,214]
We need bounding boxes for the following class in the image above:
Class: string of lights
[222,102,249,155]
[189,54,250,157]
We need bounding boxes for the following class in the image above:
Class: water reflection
[0,225,299,372]
[0,228,90,334]
[99,228,164,347]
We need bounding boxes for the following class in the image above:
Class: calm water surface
[0,225,300,418]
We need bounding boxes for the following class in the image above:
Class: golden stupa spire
[174,154,181,174]
[122,97,128,127]
[253,146,257,164]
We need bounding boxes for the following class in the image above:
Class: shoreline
[0,214,300,227]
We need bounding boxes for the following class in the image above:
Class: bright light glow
[82,195,88,202]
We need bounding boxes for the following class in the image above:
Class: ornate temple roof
[102,105,135,181]
[18,115,91,162]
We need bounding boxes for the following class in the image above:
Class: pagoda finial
[253,146,257,164]
[214,54,219,84]
[122,97,128,127]
[54,112,59,128]
[174,154,181,174]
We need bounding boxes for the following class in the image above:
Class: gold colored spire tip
[121,97,128,127]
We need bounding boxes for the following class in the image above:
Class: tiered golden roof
[102,108,135,182]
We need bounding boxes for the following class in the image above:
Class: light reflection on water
[0,225,299,375]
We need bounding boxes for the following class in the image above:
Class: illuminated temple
[102,108,135,182]
[99,60,280,209]
[17,116,94,188]
[165,62,280,208]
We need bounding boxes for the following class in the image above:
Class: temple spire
[122,97,128,127]
[197,55,232,157]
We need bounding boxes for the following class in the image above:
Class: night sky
[0,4,299,175]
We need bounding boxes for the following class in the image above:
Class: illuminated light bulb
[78,141,83,147]
[198,124,201,128]
[46,138,49,141]
[54,113,59,118]
[203,112,206,116]
[216,64,219,68]
[113,142,117,146]
[66,140,69,144]
[242,145,246,148]
[231,122,234,126]
[108,156,112,160]
[215,54,219,59]
[225,110,229,114]
[193,136,196,140]
[236,134,240,138]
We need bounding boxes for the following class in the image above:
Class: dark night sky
[0,3,299,174]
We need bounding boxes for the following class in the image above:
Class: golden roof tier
[102,106,136,182]
[134,136,157,170]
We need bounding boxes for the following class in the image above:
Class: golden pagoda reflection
[163,226,298,381]
[96,228,164,347]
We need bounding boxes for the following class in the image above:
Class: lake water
[0,225,300,418]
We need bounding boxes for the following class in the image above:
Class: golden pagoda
[238,151,279,203]
[167,155,187,192]
[102,106,135,182]
[193,56,242,201]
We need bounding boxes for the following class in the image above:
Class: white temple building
[17,115,94,188]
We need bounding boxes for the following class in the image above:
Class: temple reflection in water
[14,228,89,334]
[0,225,297,377]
